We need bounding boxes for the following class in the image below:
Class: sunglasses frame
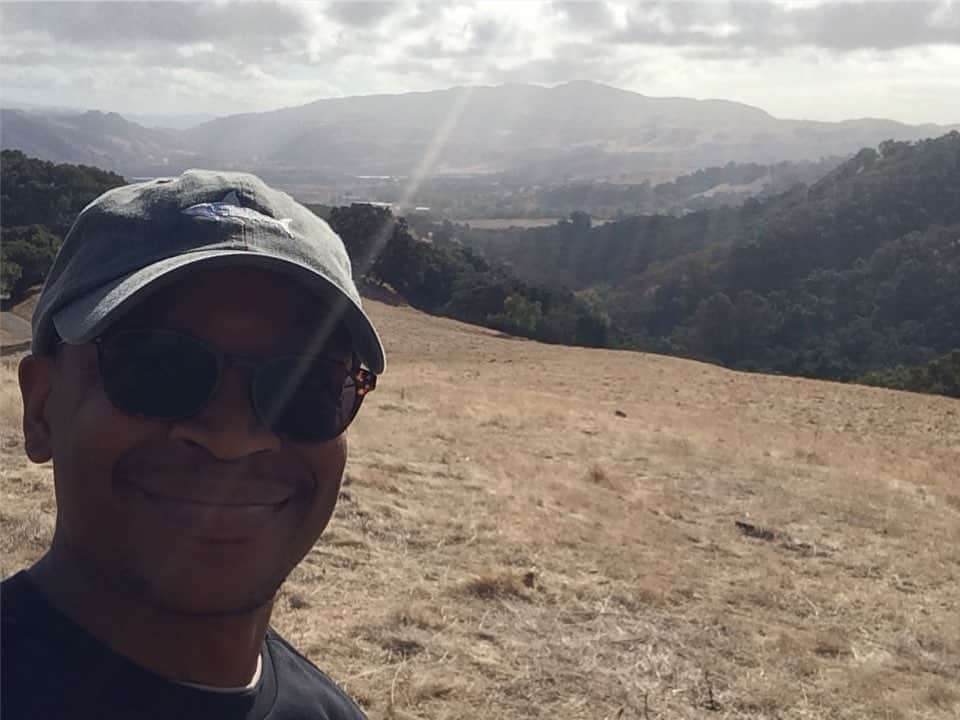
[91,328,377,442]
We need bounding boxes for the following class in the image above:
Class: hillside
[1,150,126,300]
[3,81,957,184]
[2,298,958,719]
[0,108,194,175]
[461,133,960,391]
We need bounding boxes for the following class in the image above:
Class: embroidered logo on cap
[182,192,294,236]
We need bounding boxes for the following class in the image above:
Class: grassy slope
[2,299,958,719]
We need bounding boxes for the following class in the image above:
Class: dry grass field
[2,298,958,719]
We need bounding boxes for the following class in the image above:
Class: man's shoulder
[1,570,57,645]
[265,629,367,720]
[2,574,367,720]
[2,570,33,608]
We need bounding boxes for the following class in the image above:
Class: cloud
[800,1,960,51]
[1,1,958,123]
[551,1,617,29]
[610,1,960,51]
[324,1,402,28]
[490,42,627,86]
[407,14,515,58]
[0,1,311,55]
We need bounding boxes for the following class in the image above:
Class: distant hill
[3,81,957,184]
[0,100,218,131]
[0,108,196,176]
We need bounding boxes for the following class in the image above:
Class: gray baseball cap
[32,169,385,374]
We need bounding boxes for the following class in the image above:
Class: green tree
[1,225,62,302]
[689,292,738,363]
[1,149,125,233]
[327,203,402,280]
[490,294,543,336]
[733,290,780,361]
[1,259,23,298]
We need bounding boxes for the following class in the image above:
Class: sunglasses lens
[254,357,359,443]
[98,330,219,419]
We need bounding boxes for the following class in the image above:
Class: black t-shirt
[1,571,367,719]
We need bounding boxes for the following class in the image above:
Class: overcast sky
[2,1,959,125]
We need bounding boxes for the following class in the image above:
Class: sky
[1,1,959,125]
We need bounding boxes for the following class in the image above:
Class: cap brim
[52,250,386,374]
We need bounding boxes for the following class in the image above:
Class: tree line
[325,204,610,348]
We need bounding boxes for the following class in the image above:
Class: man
[1,170,385,719]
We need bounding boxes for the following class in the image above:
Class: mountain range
[3,81,957,185]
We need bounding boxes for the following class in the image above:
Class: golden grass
[2,299,959,719]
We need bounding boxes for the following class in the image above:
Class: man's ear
[19,354,55,463]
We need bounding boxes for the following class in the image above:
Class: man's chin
[71,533,295,616]
[139,576,283,617]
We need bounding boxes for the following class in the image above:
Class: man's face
[22,267,350,615]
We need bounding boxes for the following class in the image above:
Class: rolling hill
[0,108,193,175]
[3,81,957,184]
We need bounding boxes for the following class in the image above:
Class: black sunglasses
[92,329,376,443]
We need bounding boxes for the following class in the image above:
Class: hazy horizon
[4,77,960,130]
[2,1,959,126]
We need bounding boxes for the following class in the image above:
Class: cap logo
[181,197,294,237]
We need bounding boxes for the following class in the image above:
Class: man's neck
[28,546,272,688]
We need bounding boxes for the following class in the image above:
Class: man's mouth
[133,484,292,508]
[118,479,297,540]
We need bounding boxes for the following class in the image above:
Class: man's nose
[169,366,281,459]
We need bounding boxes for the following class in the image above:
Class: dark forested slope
[1,150,125,300]
[461,133,960,394]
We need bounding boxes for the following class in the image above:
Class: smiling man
[1,171,384,719]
